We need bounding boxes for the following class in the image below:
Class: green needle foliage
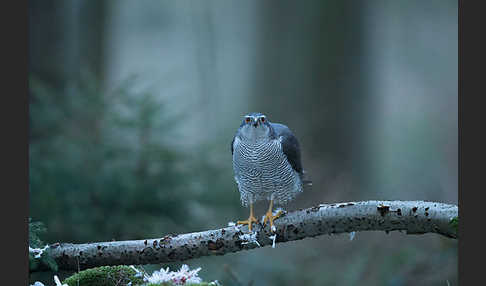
[29,218,58,272]
[29,218,46,248]
[449,216,458,234]
[29,73,201,243]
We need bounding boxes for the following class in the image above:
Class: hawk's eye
[245,117,251,123]
[260,117,265,123]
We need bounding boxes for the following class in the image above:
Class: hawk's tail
[300,170,313,191]
[302,179,313,186]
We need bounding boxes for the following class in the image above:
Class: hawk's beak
[253,121,259,128]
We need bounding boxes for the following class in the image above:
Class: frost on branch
[239,232,261,247]
[269,234,277,248]
[30,275,67,286]
[143,264,203,285]
[29,245,49,258]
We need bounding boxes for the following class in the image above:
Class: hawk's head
[238,112,272,141]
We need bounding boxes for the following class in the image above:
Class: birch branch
[34,200,458,272]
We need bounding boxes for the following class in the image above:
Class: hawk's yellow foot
[262,199,283,232]
[237,203,258,232]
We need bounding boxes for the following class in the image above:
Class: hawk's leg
[263,198,283,232]
[237,203,258,232]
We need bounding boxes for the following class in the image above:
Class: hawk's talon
[263,210,283,232]
[237,203,258,232]
[237,216,258,232]
[263,199,283,232]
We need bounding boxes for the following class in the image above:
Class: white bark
[37,200,457,272]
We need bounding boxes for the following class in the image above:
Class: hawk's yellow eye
[245,117,251,123]
[260,117,265,123]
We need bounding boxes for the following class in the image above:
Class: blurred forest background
[29,0,457,285]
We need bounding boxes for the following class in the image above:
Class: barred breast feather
[232,136,303,207]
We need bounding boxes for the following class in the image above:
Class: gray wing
[270,123,303,175]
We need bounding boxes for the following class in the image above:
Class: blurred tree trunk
[250,0,369,200]
[29,0,108,88]
[29,0,109,141]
